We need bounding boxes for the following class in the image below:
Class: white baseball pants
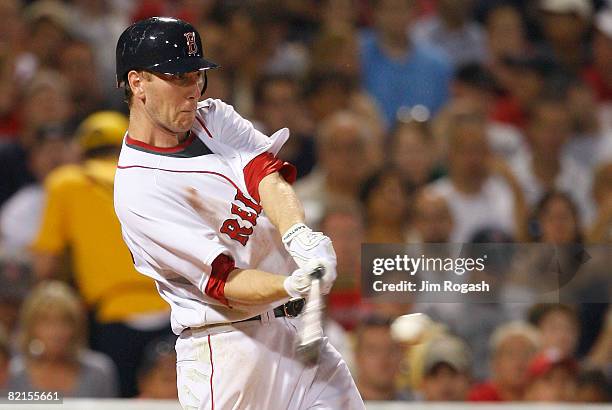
[175,312,364,410]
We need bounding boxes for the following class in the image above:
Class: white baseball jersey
[114,98,297,335]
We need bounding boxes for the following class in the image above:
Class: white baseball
[390,313,432,343]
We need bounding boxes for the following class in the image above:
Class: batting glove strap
[282,223,310,245]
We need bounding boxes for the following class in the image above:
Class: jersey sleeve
[199,99,290,164]
[118,205,235,306]
[31,174,70,254]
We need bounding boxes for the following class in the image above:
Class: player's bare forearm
[259,172,304,235]
[223,268,289,305]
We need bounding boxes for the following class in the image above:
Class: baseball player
[113,17,364,410]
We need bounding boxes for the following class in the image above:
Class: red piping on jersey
[117,165,242,192]
[208,334,214,410]
[125,133,196,153]
[196,116,214,139]
[243,152,297,202]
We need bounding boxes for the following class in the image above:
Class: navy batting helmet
[115,17,218,87]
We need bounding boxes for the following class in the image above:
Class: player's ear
[128,70,146,102]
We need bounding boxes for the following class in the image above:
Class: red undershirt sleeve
[204,253,236,306]
[243,152,297,203]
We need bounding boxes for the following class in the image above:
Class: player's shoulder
[196,98,233,117]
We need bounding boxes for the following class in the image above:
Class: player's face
[143,71,205,134]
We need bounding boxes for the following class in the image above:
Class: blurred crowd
[0,0,611,404]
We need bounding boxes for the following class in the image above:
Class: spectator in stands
[408,188,453,243]
[537,0,592,74]
[66,0,128,101]
[419,336,472,401]
[588,162,612,243]
[491,55,552,129]
[58,39,108,122]
[320,200,365,330]
[137,336,177,400]
[564,80,612,171]
[311,26,360,78]
[0,326,9,396]
[427,112,516,241]
[469,321,540,401]
[484,4,529,73]
[0,124,73,251]
[360,0,453,127]
[0,0,27,140]
[502,193,583,320]
[412,0,486,66]
[319,0,359,33]
[510,97,594,224]
[389,121,440,191]
[359,168,411,243]
[444,63,528,164]
[253,74,315,179]
[295,111,372,226]
[528,304,580,359]
[354,315,412,401]
[0,255,33,337]
[31,112,171,397]
[23,0,71,71]
[533,191,583,244]
[303,71,385,164]
[0,71,74,207]
[523,349,578,402]
[575,368,611,402]
[7,281,118,397]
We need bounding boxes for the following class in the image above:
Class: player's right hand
[283,259,336,298]
[282,223,337,268]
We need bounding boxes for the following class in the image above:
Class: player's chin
[176,112,196,130]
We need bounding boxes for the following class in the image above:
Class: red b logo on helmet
[184,32,197,56]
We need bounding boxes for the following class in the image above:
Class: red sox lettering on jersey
[220,190,262,246]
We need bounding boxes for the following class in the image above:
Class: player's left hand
[283,258,337,298]
[282,223,337,268]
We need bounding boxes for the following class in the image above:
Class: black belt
[238,298,305,323]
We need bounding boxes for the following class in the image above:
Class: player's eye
[173,72,203,86]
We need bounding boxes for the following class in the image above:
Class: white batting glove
[283,259,337,298]
[282,223,337,268]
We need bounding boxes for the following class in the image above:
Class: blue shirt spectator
[360,30,453,128]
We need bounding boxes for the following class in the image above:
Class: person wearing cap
[418,335,472,401]
[538,0,593,73]
[524,348,579,401]
[31,111,171,398]
[469,321,540,402]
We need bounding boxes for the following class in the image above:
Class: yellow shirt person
[31,111,168,323]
